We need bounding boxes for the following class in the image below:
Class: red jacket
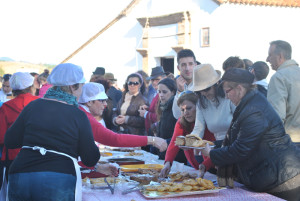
[145,94,159,132]
[165,119,216,170]
[79,106,148,147]
[0,93,39,161]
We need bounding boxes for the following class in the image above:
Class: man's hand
[176,75,187,92]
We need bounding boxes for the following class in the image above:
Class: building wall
[201,3,300,80]
[68,0,300,86]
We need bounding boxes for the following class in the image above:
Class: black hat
[93,67,105,75]
[147,66,166,80]
[222,68,254,84]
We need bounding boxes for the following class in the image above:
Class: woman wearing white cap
[4,63,100,201]
[78,82,168,153]
[0,72,39,191]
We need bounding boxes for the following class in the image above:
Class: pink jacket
[145,94,159,132]
[38,83,52,98]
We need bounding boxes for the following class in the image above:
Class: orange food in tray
[120,164,164,172]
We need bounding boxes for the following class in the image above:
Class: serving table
[82,149,284,201]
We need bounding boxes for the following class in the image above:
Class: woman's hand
[199,164,206,178]
[94,163,118,177]
[115,115,126,125]
[159,162,171,178]
[201,143,211,157]
[138,107,147,117]
[148,137,168,152]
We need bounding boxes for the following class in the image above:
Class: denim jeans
[8,171,76,201]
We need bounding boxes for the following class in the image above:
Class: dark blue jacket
[107,86,122,108]
[210,90,300,192]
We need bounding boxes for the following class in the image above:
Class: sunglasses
[127,81,140,86]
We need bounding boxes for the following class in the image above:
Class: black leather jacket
[157,96,177,140]
[210,90,300,191]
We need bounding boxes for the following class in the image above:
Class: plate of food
[140,178,225,199]
[175,135,215,149]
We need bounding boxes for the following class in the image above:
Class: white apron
[22,146,82,201]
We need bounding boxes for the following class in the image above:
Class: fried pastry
[175,136,185,146]
[182,185,193,191]
[145,185,159,191]
[183,179,198,186]
[185,134,204,147]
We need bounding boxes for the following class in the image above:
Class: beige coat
[267,60,300,142]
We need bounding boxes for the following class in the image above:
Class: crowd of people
[0,39,299,201]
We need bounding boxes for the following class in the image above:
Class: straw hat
[189,64,221,92]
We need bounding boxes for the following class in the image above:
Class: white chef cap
[47,63,86,86]
[78,82,108,103]
[9,72,34,90]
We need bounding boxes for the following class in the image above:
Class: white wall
[68,0,300,86]
[205,3,300,80]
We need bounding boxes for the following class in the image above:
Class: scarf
[159,96,174,111]
[44,87,78,107]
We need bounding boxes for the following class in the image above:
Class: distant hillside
[0,57,14,62]
[0,61,55,76]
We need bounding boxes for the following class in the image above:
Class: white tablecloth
[82,149,284,201]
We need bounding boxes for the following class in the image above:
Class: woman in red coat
[160,92,215,178]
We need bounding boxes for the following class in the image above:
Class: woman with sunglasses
[189,64,235,177]
[201,68,300,200]
[113,73,147,135]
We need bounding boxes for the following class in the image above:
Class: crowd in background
[0,39,300,201]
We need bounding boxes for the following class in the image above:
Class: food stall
[81,147,283,201]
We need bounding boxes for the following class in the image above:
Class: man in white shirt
[267,40,300,144]
[172,49,198,119]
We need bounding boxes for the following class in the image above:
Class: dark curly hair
[124,73,145,95]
